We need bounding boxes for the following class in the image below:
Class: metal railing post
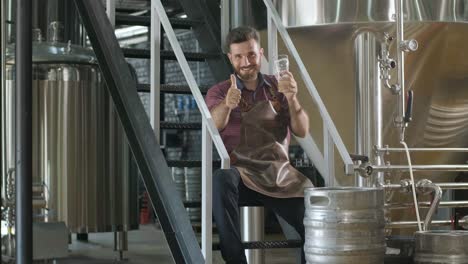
[201,120,213,263]
[106,0,115,27]
[150,0,161,140]
[324,124,335,187]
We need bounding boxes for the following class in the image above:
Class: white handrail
[263,0,354,175]
[152,1,230,263]
[150,0,161,141]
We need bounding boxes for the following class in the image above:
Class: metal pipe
[62,0,82,45]
[31,0,81,45]
[365,164,468,172]
[377,147,468,153]
[1,0,7,207]
[201,121,213,263]
[382,183,404,189]
[354,31,378,187]
[384,182,468,190]
[16,0,33,262]
[374,37,385,187]
[386,219,465,229]
[354,32,364,186]
[220,0,229,53]
[387,201,468,209]
[395,0,405,140]
[416,180,442,231]
[436,183,468,190]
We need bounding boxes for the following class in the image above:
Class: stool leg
[241,207,265,264]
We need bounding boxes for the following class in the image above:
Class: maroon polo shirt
[205,73,290,153]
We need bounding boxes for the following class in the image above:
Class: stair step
[212,240,302,250]
[183,200,264,208]
[137,83,209,94]
[115,14,201,29]
[160,121,201,130]
[122,48,219,61]
[167,160,221,168]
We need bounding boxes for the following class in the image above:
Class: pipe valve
[400,39,419,52]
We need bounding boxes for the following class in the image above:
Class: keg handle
[309,195,330,207]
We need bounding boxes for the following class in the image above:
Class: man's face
[228,39,264,82]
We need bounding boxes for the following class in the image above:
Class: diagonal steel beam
[73,1,204,263]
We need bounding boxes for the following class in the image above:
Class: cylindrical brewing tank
[414,231,468,264]
[232,0,468,190]
[3,31,138,233]
[304,187,385,263]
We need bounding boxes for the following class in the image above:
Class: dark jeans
[212,168,306,264]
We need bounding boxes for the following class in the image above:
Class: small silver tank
[2,29,138,233]
[415,231,468,264]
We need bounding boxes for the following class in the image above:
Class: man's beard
[235,65,260,81]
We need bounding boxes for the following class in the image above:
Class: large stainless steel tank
[2,33,138,233]
[260,0,468,183]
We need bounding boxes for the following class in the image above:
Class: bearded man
[205,26,312,264]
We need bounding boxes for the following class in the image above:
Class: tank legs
[114,231,128,261]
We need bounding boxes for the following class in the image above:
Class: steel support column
[74,1,204,263]
[15,0,33,263]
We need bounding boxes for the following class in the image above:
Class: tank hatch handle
[404,90,414,123]
[350,154,369,163]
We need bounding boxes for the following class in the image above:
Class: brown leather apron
[231,100,313,198]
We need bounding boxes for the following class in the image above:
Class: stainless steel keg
[171,167,186,199]
[415,230,468,264]
[304,187,386,264]
[185,167,201,221]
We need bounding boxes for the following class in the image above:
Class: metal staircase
[75,1,205,262]
[112,0,305,256]
[76,0,338,263]
[72,1,468,263]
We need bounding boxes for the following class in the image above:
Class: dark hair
[225,26,260,51]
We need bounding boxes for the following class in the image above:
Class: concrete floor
[52,224,297,264]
